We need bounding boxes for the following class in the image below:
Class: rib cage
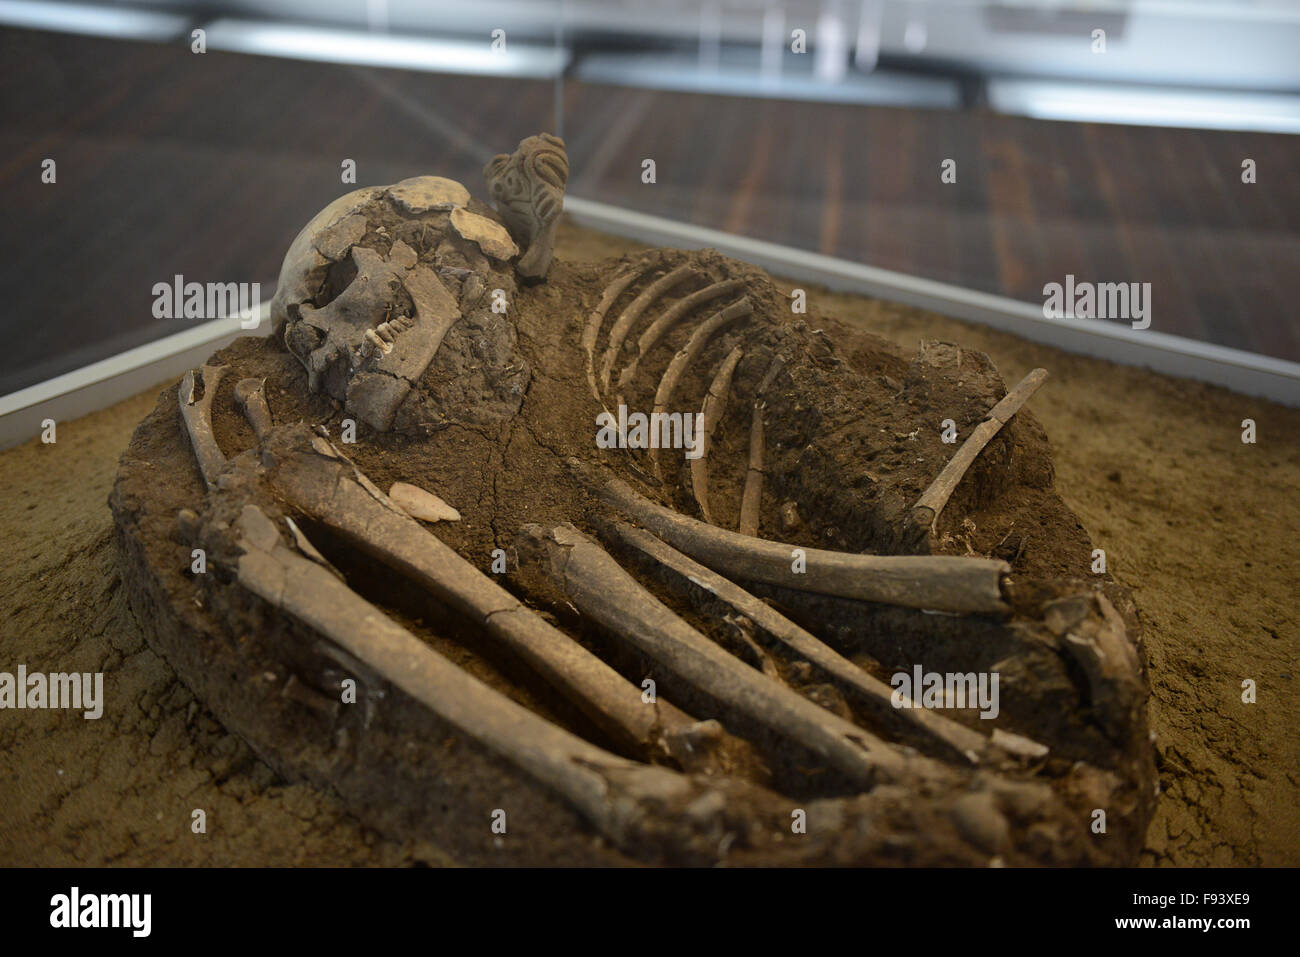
[583,250,790,533]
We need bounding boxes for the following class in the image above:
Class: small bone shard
[608,522,990,764]
[598,265,697,396]
[910,368,1048,537]
[386,175,470,213]
[312,213,368,261]
[570,458,1010,615]
[178,365,228,489]
[233,377,272,443]
[990,728,1049,760]
[483,132,569,279]
[450,207,520,262]
[690,345,744,524]
[387,482,461,523]
[526,522,923,790]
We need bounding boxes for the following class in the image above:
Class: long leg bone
[569,458,1010,614]
[689,345,744,524]
[618,279,746,393]
[227,503,742,859]
[178,364,228,489]
[607,521,991,764]
[737,403,765,536]
[254,427,729,769]
[598,264,697,395]
[522,521,935,790]
[909,368,1048,538]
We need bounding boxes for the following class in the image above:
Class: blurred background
[1,0,1297,396]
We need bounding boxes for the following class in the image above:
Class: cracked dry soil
[0,222,1295,866]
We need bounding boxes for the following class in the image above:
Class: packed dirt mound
[108,244,1155,866]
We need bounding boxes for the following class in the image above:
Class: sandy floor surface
[1,222,1295,866]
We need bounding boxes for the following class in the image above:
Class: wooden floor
[2,26,1296,395]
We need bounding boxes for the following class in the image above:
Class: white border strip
[564,197,1300,407]
[202,18,569,79]
[0,305,271,450]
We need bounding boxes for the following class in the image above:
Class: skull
[270,175,529,433]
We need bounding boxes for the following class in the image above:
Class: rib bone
[570,458,1010,615]
[598,264,696,396]
[736,356,785,536]
[178,364,228,489]
[582,256,658,401]
[651,298,753,477]
[618,280,745,392]
[910,368,1048,537]
[738,403,764,536]
[524,522,925,789]
[689,345,744,524]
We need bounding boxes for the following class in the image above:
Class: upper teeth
[364,329,393,355]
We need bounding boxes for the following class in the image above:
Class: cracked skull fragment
[112,131,1157,867]
[270,173,527,433]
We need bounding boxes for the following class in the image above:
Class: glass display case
[0,0,1295,890]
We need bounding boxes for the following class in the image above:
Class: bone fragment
[690,345,744,525]
[1047,592,1145,740]
[526,522,925,789]
[178,364,228,490]
[736,357,783,536]
[569,458,1009,615]
[737,405,764,537]
[608,522,989,764]
[388,481,461,523]
[449,207,519,261]
[910,368,1048,536]
[233,378,273,442]
[386,175,470,213]
[598,264,696,396]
